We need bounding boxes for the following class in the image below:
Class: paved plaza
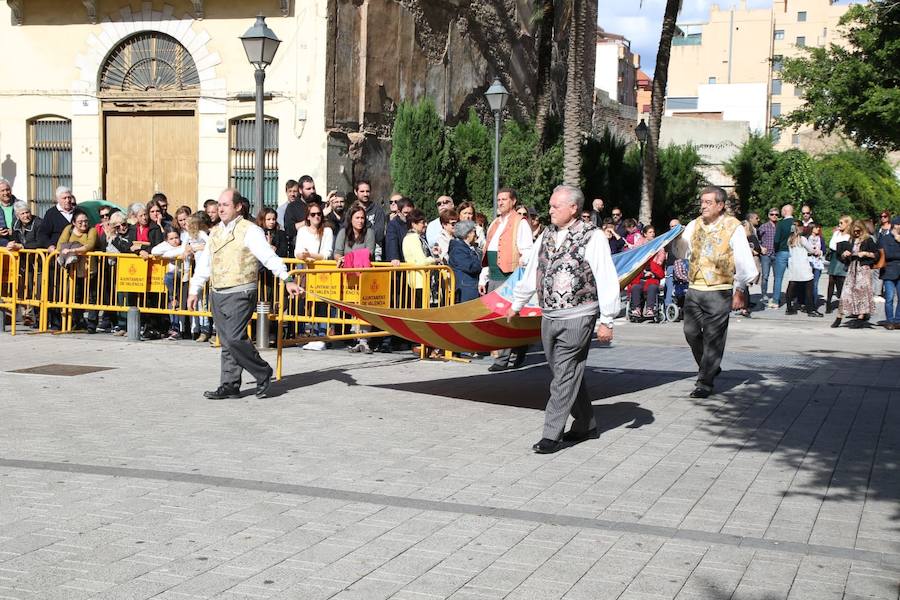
[0,313,898,600]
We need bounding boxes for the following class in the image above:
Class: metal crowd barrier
[0,250,459,375]
[274,263,457,379]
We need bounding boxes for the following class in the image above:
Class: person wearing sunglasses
[877,211,893,245]
[800,204,814,228]
[756,208,778,304]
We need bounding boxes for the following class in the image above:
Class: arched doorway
[100,32,200,209]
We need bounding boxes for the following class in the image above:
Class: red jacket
[627,258,664,291]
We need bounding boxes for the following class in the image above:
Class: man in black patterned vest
[506,185,621,454]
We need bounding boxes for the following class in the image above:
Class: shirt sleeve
[188,242,212,295]
[517,220,534,264]
[731,225,758,288]
[245,224,290,281]
[585,230,621,328]
[320,228,334,260]
[511,239,542,312]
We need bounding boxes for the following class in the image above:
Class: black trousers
[210,289,272,388]
[683,288,732,392]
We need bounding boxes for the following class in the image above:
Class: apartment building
[594,27,640,107]
[665,0,852,151]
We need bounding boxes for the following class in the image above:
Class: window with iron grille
[229,117,279,209]
[28,117,72,216]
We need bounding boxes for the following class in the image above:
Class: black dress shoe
[562,428,599,443]
[807,310,824,317]
[830,318,842,328]
[204,386,241,400]
[255,369,274,398]
[532,438,563,454]
[487,363,508,372]
[689,388,712,398]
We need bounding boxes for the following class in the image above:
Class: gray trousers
[682,288,731,392]
[210,289,272,388]
[541,314,598,440]
[488,277,528,367]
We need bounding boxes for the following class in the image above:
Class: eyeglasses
[390,200,398,205]
[612,212,622,217]
[99,213,110,219]
[308,212,322,217]
[581,215,591,220]
[801,212,811,215]
[74,219,89,225]
[881,214,890,218]
[449,221,458,226]
[769,213,778,216]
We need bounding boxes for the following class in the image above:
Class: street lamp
[241,15,281,215]
[635,118,649,199]
[484,78,509,220]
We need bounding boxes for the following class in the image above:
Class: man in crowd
[590,197,604,226]
[324,190,346,232]
[353,180,386,259]
[0,178,18,245]
[771,204,794,308]
[506,184,619,454]
[602,217,625,254]
[480,187,533,372]
[276,179,300,228]
[5,201,42,327]
[757,207,778,304]
[800,204,814,228]
[663,218,682,310]
[284,175,316,247]
[187,189,302,400]
[380,197,414,353]
[38,186,76,250]
[681,186,757,398]
[611,207,627,239]
[152,192,173,225]
[426,195,454,247]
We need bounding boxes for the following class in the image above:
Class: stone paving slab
[0,317,898,599]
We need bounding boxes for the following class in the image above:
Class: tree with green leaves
[499,120,563,215]
[389,98,453,219]
[449,109,494,216]
[779,0,900,155]
[815,148,900,225]
[652,144,706,225]
[724,133,780,217]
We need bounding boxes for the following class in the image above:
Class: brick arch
[72,3,224,114]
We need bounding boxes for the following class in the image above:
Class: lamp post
[635,118,649,200]
[241,15,281,215]
[484,78,509,220]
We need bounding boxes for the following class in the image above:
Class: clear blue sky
[600,0,861,74]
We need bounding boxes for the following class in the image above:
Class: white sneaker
[303,341,326,351]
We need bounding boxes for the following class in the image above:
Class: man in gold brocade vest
[188,189,302,399]
[681,186,758,398]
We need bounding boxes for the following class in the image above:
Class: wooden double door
[104,110,198,209]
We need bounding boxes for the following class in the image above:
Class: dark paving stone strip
[1,457,896,570]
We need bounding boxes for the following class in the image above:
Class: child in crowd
[182,212,213,342]
[151,227,188,339]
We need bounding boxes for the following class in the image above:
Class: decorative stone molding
[6,0,22,25]
[279,0,290,17]
[73,3,223,115]
[82,0,97,24]
[191,0,203,20]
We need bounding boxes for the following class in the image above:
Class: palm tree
[639,0,682,224]
[562,0,597,185]
[534,0,556,149]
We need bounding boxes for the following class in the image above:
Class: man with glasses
[681,186,757,398]
[610,207,626,239]
[426,195,455,248]
[771,204,795,307]
[757,208,778,304]
[800,204,814,228]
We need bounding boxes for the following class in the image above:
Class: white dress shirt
[682,216,758,290]
[512,226,620,328]
[478,214,535,286]
[189,216,291,295]
[294,227,334,260]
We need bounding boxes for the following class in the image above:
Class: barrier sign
[306,266,341,301]
[149,260,168,294]
[116,256,149,292]
[360,271,390,307]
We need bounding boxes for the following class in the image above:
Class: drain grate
[8,364,116,377]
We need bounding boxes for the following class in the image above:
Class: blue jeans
[759,253,774,297]
[772,251,790,305]
[884,279,899,323]
[811,268,822,307]
[664,265,676,306]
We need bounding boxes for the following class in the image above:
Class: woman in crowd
[784,222,822,317]
[334,203,376,353]
[151,227,188,340]
[403,209,441,357]
[457,202,485,252]
[5,201,42,326]
[447,220,481,304]
[627,226,664,321]
[56,208,98,332]
[878,215,900,329]
[435,209,458,263]
[173,205,192,236]
[145,199,167,248]
[826,215,851,314]
[806,223,826,309]
[294,202,334,351]
[834,219,878,328]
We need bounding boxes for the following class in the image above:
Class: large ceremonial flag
[326,225,682,353]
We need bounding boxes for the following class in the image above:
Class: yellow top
[208,218,260,290]
[688,215,741,291]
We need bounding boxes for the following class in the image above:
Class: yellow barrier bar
[0,249,18,335]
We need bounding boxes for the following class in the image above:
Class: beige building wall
[0,0,329,211]
[666,0,850,152]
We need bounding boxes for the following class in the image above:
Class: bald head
[781,204,794,217]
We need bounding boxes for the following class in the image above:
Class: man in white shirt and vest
[507,185,620,454]
[480,187,534,372]
[188,189,302,399]
[681,185,757,398]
